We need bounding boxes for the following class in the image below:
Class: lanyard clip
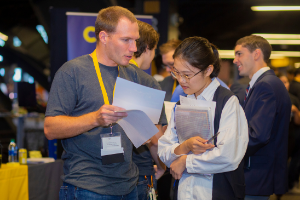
[110,123,113,135]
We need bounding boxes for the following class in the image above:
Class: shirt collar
[249,67,270,89]
[187,78,220,101]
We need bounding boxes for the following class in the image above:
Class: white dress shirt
[249,67,270,89]
[158,78,249,200]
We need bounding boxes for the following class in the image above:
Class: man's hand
[185,136,215,155]
[170,155,187,180]
[94,105,128,127]
[154,165,166,180]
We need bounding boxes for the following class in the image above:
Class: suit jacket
[243,70,291,195]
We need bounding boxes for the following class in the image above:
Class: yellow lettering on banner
[83,26,96,43]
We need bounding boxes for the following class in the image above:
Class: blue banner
[67,12,153,74]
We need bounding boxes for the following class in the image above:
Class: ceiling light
[219,50,300,59]
[13,36,22,47]
[253,33,300,40]
[267,40,300,45]
[0,39,5,47]
[36,25,48,44]
[0,32,8,41]
[251,6,300,11]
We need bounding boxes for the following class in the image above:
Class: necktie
[244,84,250,102]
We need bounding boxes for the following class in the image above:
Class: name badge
[100,132,124,165]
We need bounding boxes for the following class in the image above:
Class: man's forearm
[149,143,166,170]
[44,112,98,140]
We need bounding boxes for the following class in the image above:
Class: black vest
[175,86,245,200]
[212,86,245,200]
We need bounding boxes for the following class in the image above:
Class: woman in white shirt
[158,37,249,200]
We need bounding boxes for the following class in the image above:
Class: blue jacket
[243,70,291,195]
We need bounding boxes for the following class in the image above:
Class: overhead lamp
[267,40,300,45]
[253,33,300,40]
[274,51,300,57]
[0,55,3,62]
[218,50,235,59]
[251,6,300,11]
[0,39,5,47]
[0,32,8,41]
[0,68,4,76]
[219,50,300,59]
[36,25,48,44]
[13,36,22,47]
[13,68,22,82]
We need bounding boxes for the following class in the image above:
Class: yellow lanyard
[91,49,119,105]
[172,80,177,94]
[129,59,139,67]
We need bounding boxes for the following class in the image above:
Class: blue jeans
[137,175,156,200]
[59,182,138,200]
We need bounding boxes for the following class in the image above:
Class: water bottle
[8,139,18,162]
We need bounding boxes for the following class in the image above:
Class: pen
[206,132,220,144]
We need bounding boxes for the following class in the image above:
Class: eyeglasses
[161,63,174,69]
[170,67,203,82]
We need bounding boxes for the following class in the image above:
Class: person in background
[153,54,170,82]
[159,39,182,101]
[287,68,296,82]
[289,68,300,102]
[278,73,300,194]
[44,6,149,200]
[233,35,291,200]
[158,36,248,200]
[129,20,167,200]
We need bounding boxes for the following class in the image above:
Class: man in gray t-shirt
[44,6,144,199]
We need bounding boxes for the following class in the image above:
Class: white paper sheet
[163,101,176,124]
[179,96,216,122]
[117,110,159,148]
[113,77,166,124]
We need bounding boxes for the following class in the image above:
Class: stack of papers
[175,96,216,143]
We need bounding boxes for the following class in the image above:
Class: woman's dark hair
[173,36,221,78]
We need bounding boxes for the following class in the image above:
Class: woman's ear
[205,65,214,77]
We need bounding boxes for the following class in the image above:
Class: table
[0,163,29,200]
[0,160,64,200]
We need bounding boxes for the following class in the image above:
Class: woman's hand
[170,155,187,180]
[185,136,215,155]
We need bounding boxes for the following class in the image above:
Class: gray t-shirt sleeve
[45,69,76,117]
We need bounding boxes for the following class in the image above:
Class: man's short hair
[235,35,272,64]
[95,6,137,42]
[134,20,159,58]
[159,39,182,55]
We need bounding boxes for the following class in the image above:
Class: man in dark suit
[233,35,291,200]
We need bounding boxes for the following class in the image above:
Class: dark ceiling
[0,0,300,90]
[177,0,300,51]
